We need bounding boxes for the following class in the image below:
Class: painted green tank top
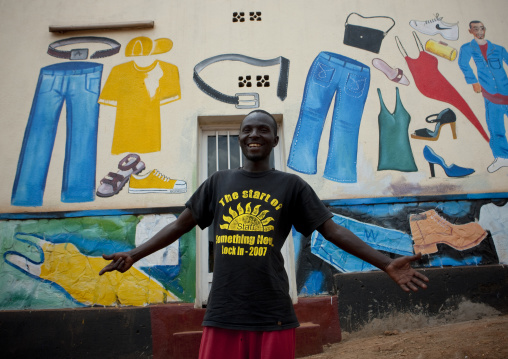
[377,88,418,172]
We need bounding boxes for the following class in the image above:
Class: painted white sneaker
[128,169,187,193]
[487,157,508,173]
[409,13,459,41]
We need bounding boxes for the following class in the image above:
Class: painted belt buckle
[235,93,260,109]
[70,48,89,60]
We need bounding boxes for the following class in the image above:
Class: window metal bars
[209,131,277,174]
[215,131,219,172]
[227,132,231,169]
[210,131,243,174]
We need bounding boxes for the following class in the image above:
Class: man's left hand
[385,253,429,292]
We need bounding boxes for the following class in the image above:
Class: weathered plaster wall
[1,0,507,213]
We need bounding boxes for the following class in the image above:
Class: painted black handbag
[343,13,396,53]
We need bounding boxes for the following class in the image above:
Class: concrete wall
[335,264,508,332]
[0,297,340,359]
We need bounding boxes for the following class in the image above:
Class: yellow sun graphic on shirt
[220,202,274,232]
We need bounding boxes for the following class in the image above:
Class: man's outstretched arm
[99,208,198,275]
[317,218,429,292]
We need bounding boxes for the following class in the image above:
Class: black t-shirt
[185,168,332,331]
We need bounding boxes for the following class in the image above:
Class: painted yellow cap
[125,36,153,56]
[151,38,173,55]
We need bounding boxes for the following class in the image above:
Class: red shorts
[198,326,296,359]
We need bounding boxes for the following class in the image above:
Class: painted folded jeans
[287,51,370,183]
[311,212,414,273]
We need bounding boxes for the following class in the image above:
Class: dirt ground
[305,314,508,359]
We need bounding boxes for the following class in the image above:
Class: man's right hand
[98,208,198,277]
[99,252,135,275]
[472,83,482,93]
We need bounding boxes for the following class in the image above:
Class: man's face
[469,22,486,40]
[238,112,279,162]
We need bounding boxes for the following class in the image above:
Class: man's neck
[242,160,272,173]
[475,38,487,46]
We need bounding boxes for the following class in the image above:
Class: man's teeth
[249,144,261,147]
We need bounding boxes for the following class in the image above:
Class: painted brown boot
[409,209,487,254]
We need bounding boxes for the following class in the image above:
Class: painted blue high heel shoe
[423,145,475,177]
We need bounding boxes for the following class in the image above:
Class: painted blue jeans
[311,212,414,273]
[11,62,103,206]
[484,98,508,159]
[287,52,370,183]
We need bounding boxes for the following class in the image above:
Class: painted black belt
[48,36,121,60]
[193,54,290,109]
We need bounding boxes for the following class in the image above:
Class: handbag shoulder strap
[345,12,396,35]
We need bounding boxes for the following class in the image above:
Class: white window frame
[195,115,297,307]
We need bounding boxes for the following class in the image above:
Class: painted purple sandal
[96,154,146,197]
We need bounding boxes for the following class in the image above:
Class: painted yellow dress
[6,237,178,306]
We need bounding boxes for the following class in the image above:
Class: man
[100,109,428,359]
[458,21,508,173]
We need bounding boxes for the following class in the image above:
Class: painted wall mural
[9,35,185,209]
[458,20,508,172]
[287,51,370,183]
[99,37,181,155]
[376,88,418,172]
[3,4,508,213]
[193,54,289,109]
[11,59,104,207]
[2,198,506,309]
[1,0,508,309]
[396,32,490,142]
[294,199,506,296]
[0,214,195,310]
[96,153,187,198]
[283,10,507,188]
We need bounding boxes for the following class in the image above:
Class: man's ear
[273,136,280,147]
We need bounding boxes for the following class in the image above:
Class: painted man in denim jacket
[458,20,508,173]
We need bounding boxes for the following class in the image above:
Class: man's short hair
[469,20,483,28]
[242,109,278,136]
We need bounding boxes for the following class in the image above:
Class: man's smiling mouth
[248,143,261,147]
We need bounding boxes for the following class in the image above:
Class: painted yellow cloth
[99,60,181,154]
[39,242,178,306]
